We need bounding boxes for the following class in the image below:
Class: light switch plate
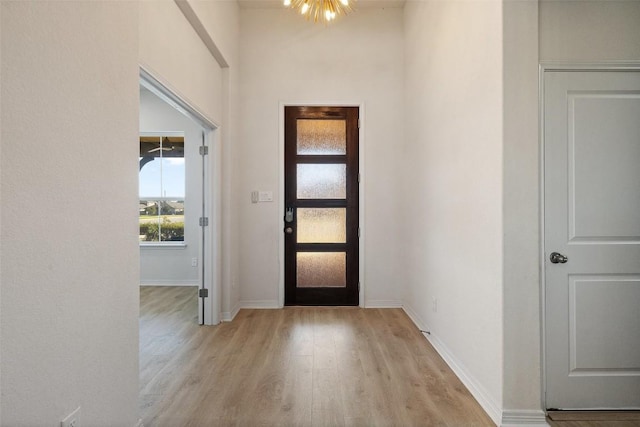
[258,191,273,202]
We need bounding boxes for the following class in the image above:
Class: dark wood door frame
[283,105,360,306]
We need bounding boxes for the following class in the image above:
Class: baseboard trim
[501,410,549,426]
[239,300,280,309]
[364,299,402,308]
[139,282,198,287]
[402,303,428,332]
[427,329,503,425]
[227,300,278,320]
[222,302,241,322]
[402,304,502,426]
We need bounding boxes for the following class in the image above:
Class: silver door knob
[284,226,293,234]
[549,252,568,264]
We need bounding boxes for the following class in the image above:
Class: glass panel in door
[284,106,359,305]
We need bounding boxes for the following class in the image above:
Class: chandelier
[283,0,355,23]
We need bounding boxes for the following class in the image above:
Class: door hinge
[358,118,361,129]
[199,146,208,155]
[358,173,361,183]
[199,217,209,226]
[358,282,360,292]
[199,288,208,298]
[358,227,361,238]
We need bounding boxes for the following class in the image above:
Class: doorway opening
[139,68,220,325]
[283,106,360,306]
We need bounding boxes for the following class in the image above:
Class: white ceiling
[238,0,406,9]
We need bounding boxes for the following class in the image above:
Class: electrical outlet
[191,257,198,267]
[61,407,80,427]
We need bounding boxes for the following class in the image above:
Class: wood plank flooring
[548,421,640,427]
[139,286,494,426]
[140,287,640,427]
[547,411,640,427]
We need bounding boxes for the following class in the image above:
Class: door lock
[284,207,294,223]
[549,252,568,264]
[284,226,293,234]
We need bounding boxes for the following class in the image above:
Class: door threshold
[547,411,640,421]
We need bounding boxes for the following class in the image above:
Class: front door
[544,69,640,409]
[284,106,359,305]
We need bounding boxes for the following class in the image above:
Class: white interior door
[544,69,640,409]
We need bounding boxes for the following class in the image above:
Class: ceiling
[238,0,406,9]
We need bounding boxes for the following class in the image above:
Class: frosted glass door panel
[297,164,346,199]
[285,106,359,305]
[297,119,346,155]
[297,252,346,288]
[297,208,346,243]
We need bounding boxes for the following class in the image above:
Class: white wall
[139,87,203,286]
[540,0,640,62]
[139,0,241,320]
[0,3,3,424]
[402,1,504,422]
[184,0,242,320]
[139,0,223,123]
[0,2,139,425]
[502,0,542,421]
[187,0,239,66]
[238,6,404,307]
[499,0,640,420]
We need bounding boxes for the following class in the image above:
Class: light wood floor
[547,411,640,427]
[139,286,493,426]
[139,286,639,427]
[548,420,640,427]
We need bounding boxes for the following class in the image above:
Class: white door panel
[545,70,640,409]
[570,276,640,371]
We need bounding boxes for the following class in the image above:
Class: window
[139,133,185,243]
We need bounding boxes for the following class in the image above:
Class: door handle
[549,252,568,264]
[284,226,293,235]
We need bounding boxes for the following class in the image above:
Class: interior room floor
[547,413,640,427]
[140,286,640,427]
[139,286,494,426]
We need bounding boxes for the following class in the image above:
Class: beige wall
[0,2,140,424]
[402,1,504,422]
[185,0,241,321]
[139,0,223,123]
[139,0,241,320]
[402,2,640,421]
[500,0,640,419]
[0,0,241,423]
[0,2,3,424]
[238,6,404,307]
[540,0,640,62]
[502,0,541,418]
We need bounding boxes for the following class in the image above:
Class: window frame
[139,131,187,246]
